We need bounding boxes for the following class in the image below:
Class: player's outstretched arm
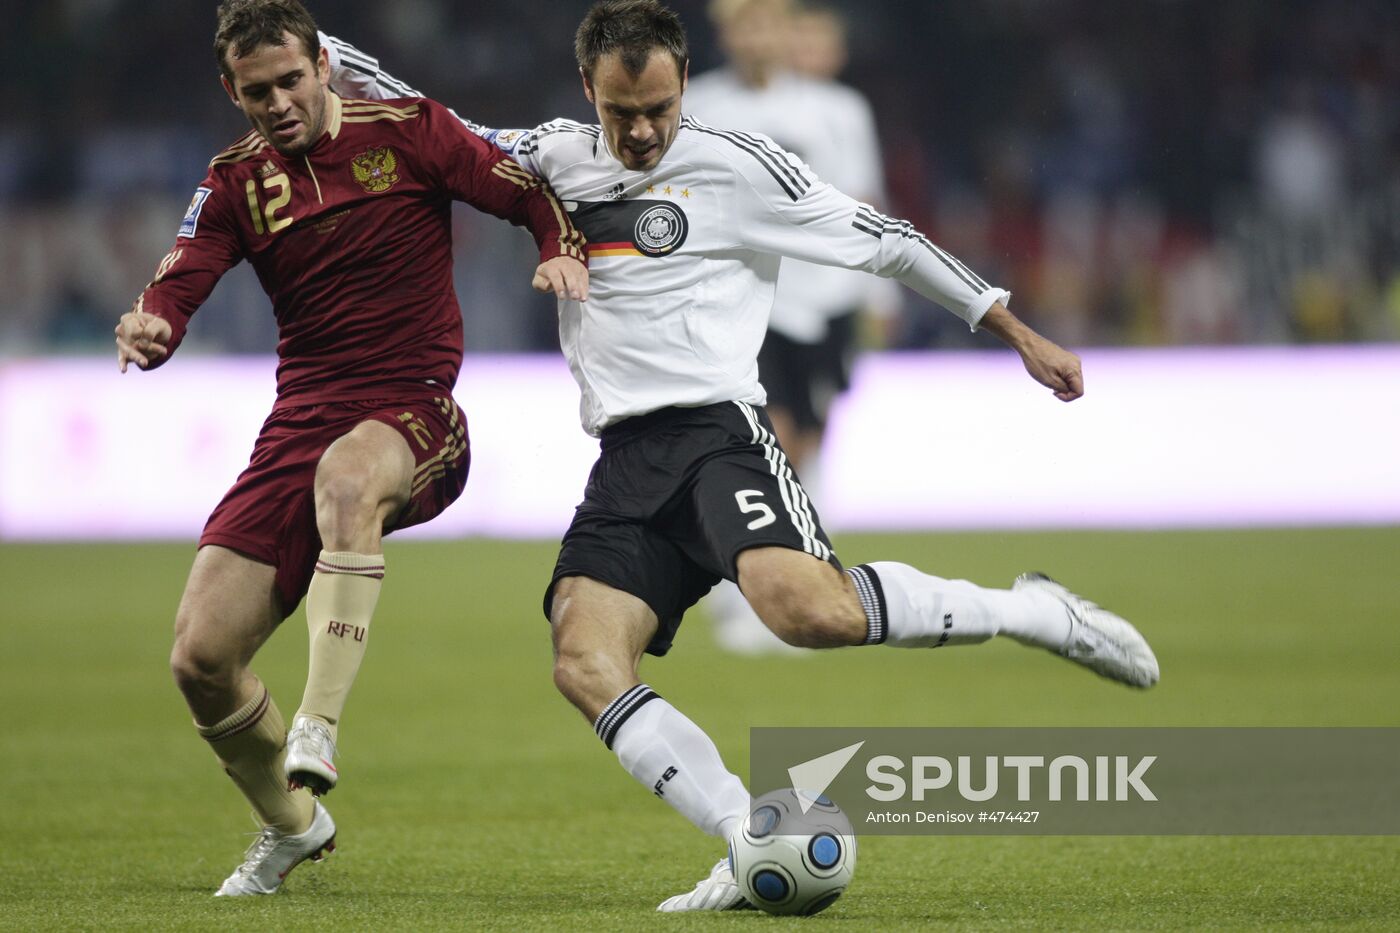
[532,256,590,302]
[728,148,1008,332]
[978,302,1084,402]
[122,177,242,374]
[114,308,173,373]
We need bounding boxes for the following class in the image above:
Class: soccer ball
[728,788,857,915]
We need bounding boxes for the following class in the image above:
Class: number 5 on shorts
[735,489,776,530]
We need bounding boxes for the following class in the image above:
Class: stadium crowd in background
[5,0,1398,354]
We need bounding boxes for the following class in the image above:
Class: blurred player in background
[114,0,585,897]
[327,0,1157,912]
[789,2,850,80]
[687,0,900,653]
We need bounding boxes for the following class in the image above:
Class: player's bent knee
[551,625,640,716]
[551,649,630,715]
[550,654,590,705]
[548,576,657,717]
[169,632,239,697]
[551,631,620,693]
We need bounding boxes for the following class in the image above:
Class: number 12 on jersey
[245,172,294,235]
[735,489,776,530]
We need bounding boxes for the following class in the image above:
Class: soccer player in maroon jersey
[112,0,587,896]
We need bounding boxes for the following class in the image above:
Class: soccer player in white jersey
[686,0,900,654]
[325,0,1159,912]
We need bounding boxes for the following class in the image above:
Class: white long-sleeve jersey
[324,35,1008,436]
[686,67,898,342]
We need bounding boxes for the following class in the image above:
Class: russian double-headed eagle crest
[351,147,400,193]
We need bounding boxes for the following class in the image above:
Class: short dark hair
[215,0,321,81]
[575,0,689,81]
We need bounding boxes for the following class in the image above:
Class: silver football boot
[1013,572,1160,688]
[214,801,336,896]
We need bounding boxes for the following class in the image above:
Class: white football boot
[285,715,338,796]
[657,858,752,912]
[1013,572,1160,688]
[214,801,336,896]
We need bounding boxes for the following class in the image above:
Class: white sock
[846,562,1070,649]
[597,685,750,839]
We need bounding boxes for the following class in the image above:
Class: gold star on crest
[663,185,673,195]
[681,188,691,198]
[645,184,656,194]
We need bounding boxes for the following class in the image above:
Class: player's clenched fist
[1019,337,1084,403]
[532,256,590,302]
[114,309,172,373]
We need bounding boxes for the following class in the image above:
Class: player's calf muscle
[762,600,865,648]
[739,551,865,647]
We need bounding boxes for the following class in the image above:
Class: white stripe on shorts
[734,402,830,561]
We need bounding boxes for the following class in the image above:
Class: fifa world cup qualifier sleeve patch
[178,187,213,239]
[481,128,530,156]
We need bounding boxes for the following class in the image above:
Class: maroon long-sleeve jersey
[136,93,585,407]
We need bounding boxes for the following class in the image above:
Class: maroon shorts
[200,395,470,615]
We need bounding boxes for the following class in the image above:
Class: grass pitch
[2,529,1398,930]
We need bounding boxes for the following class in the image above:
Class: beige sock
[198,682,314,834]
[295,550,384,742]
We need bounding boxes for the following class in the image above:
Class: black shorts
[757,311,858,432]
[544,401,841,656]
